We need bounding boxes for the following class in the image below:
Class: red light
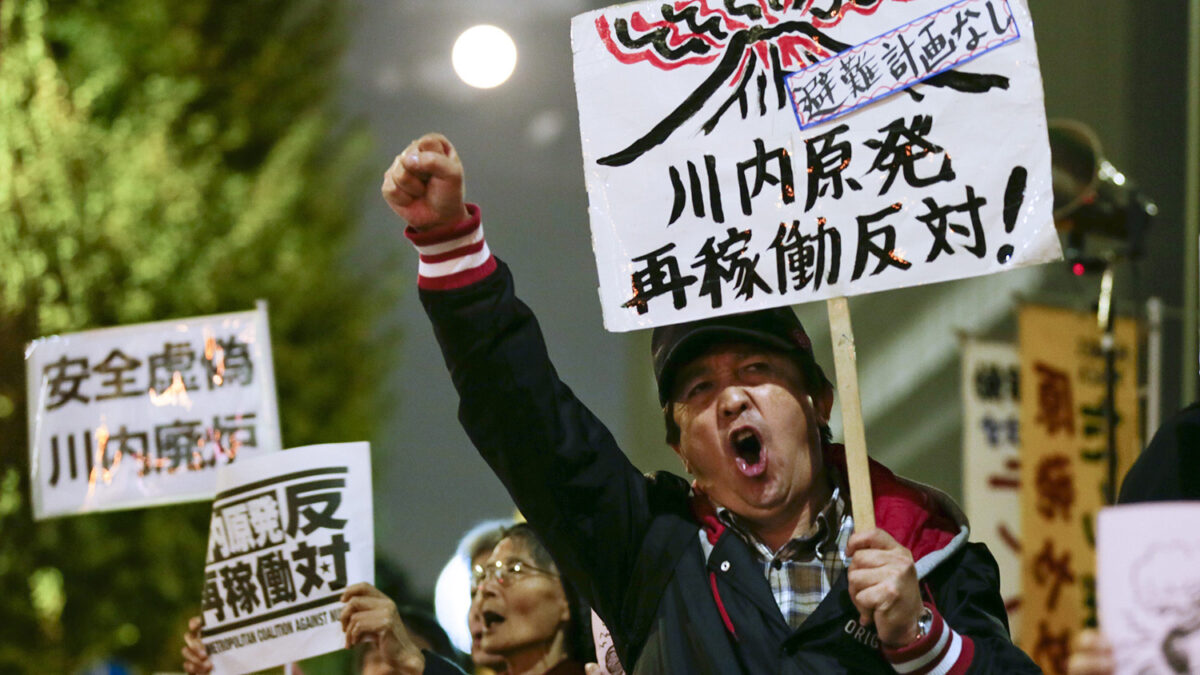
[1072,263,1086,276]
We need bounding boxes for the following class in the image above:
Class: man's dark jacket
[421,258,1039,674]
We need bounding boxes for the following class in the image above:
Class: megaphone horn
[1048,119,1157,255]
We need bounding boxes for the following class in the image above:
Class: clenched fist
[382,132,470,232]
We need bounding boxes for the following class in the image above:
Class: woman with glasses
[338,523,592,674]
[466,523,591,675]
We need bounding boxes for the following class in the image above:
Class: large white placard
[572,0,1062,331]
[960,337,1021,633]
[200,442,374,674]
[25,306,282,520]
[1098,503,1200,675]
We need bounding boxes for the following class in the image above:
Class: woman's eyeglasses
[471,558,557,592]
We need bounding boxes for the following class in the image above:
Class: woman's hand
[181,616,212,674]
[340,582,426,675]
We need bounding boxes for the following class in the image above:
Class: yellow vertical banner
[1017,304,1140,675]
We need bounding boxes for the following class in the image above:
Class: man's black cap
[651,307,831,405]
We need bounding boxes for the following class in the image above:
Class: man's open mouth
[731,428,767,477]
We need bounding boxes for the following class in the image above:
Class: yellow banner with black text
[1017,304,1139,675]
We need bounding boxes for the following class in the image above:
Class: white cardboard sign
[25,306,282,519]
[200,442,375,674]
[572,0,1062,331]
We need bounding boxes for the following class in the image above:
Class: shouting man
[384,133,1038,674]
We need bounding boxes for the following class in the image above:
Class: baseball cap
[651,307,831,405]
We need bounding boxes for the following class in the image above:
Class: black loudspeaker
[1048,119,1157,265]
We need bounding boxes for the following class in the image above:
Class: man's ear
[814,383,834,425]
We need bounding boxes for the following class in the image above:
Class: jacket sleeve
[892,542,1039,674]
[413,214,668,653]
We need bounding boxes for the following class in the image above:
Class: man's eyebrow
[674,361,711,387]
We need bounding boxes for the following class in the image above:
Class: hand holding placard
[340,582,427,674]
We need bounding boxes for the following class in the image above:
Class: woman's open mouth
[482,610,506,629]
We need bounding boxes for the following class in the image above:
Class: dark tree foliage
[0,0,398,670]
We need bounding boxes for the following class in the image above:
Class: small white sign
[788,0,1021,128]
[1098,503,1200,674]
[200,442,375,674]
[572,0,1061,331]
[960,338,1022,633]
[26,306,282,520]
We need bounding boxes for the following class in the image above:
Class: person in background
[464,523,593,675]
[1117,402,1200,503]
[343,523,594,675]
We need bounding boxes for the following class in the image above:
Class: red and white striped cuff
[404,204,497,290]
[882,604,974,675]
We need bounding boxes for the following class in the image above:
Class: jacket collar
[822,443,969,576]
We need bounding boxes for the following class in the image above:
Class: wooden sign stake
[827,296,875,531]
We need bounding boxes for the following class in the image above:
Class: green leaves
[0,0,396,670]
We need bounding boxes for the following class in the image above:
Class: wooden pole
[826,296,875,531]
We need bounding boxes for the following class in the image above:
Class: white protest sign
[25,305,282,520]
[960,338,1021,633]
[200,442,374,674]
[572,0,1062,331]
[1098,503,1200,675]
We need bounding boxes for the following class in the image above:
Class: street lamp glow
[452,25,517,89]
[434,555,473,653]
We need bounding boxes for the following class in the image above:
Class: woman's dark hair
[498,523,596,663]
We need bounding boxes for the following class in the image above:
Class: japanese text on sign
[201,442,373,674]
[788,0,1019,128]
[960,339,1022,632]
[1018,305,1140,675]
[572,0,1060,330]
[26,306,282,519]
[626,122,1030,315]
[202,470,351,627]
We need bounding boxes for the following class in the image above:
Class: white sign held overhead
[200,442,374,674]
[571,0,1062,331]
[25,305,282,520]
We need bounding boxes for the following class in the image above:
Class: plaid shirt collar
[715,481,853,630]
[716,482,845,558]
